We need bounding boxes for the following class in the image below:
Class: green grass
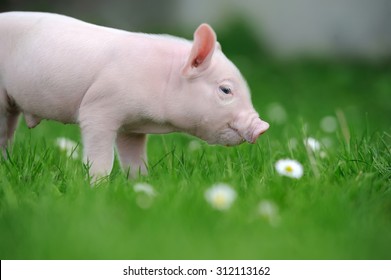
[1,55,391,259]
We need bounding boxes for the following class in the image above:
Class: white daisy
[258,200,280,226]
[275,159,304,179]
[136,195,154,209]
[205,183,237,211]
[188,140,202,152]
[320,116,338,133]
[133,183,156,209]
[55,137,79,159]
[133,183,156,196]
[304,137,321,152]
[266,102,287,125]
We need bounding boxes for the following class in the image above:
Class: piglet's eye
[219,86,232,94]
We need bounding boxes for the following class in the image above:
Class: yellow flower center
[285,165,293,173]
[213,194,227,208]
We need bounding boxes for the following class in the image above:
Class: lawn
[1,29,391,260]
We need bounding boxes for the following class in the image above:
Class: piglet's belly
[10,89,83,124]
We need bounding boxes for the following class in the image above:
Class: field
[1,27,391,260]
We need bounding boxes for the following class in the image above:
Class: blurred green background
[1,0,390,130]
[0,0,390,260]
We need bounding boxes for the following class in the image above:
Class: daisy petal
[205,183,237,211]
[275,159,304,179]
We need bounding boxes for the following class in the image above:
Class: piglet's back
[0,12,128,123]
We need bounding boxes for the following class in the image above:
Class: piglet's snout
[237,112,269,144]
[249,119,269,143]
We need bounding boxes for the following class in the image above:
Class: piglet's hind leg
[0,113,7,156]
[0,93,19,157]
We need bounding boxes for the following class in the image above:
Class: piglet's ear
[182,23,216,77]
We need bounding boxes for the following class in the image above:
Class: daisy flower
[133,183,156,209]
[275,159,303,179]
[188,140,202,152]
[55,137,79,159]
[133,183,156,196]
[205,183,237,211]
[266,102,287,125]
[304,137,321,152]
[258,200,280,226]
[320,116,338,133]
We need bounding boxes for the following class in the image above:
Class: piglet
[0,12,269,179]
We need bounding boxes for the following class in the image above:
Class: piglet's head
[178,23,269,146]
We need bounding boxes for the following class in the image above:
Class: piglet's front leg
[81,121,117,181]
[78,80,122,181]
[116,132,148,177]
